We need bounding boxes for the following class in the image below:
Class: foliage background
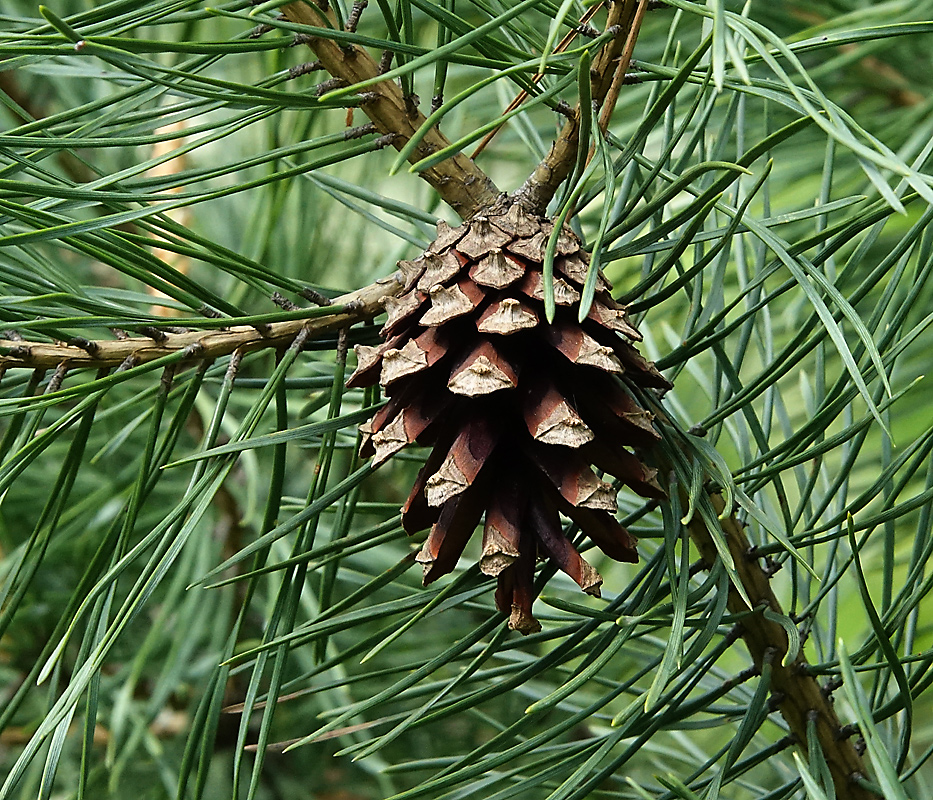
[1,1,933,798]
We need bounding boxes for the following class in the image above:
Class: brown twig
[0,274,401,371]
[683,490,878,800]
[280,1,500,220]
[511,0,648,214]
[470,3,605,160]
[597,0,651,134]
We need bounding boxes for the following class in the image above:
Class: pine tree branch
[0,8,883,795]
[280,1,501,220]
[512,0,649,214]
[470,4,604,159]
[0,274,401,371]
[685,491,878,800]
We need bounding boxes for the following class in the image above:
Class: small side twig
[512,0,649,214]
[345,0,367,34]
[0,274,401,371]
[471,3,603,160]
[288,60,324,79]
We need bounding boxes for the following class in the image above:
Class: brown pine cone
[348,202,670,634]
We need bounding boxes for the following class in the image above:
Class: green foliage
[1,1,933,798]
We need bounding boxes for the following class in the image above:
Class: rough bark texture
[282,1,501,220]
[685,491,878,800]
[512,0,649,214]
[0,275,401,370]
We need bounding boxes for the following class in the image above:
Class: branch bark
[281,1,500,220]
[0,274,401,371]
[512,0,649,214]
[684,491,878,800]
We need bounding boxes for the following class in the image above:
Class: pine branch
[0,274,401,370]
[685,491,878,800]
[512,0,649,214]
[281,1,501,220]
[0,6,896,794]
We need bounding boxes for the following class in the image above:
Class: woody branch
[0,275,400,371]
[281,0,500,220]
[680,489,878,800]
[512,0,650,214]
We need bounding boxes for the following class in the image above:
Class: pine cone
[348,202,670,633]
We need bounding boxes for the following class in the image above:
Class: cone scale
[349,202,670,634]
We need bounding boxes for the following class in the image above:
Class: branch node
[378,50,394,74]
[182,342,206,360]
[299,287,333,307]
[226,350,244,381]
[768,691,786,712]
[724,665,759,690]
[344,122,377,140]
[116,354,139,372]
[67,336,100,356]
[272,292,301,311]
[762,556,782,577]
[336,327,350,361]
[138,326,169,344]
[345,0,367,33]
[289,60,324,80]
[7,345,32,360]
[574,24,600,38]
[160,364,176,391]
[837,724,859,740]
[792,659,811,677]
[249,23,274,39]
[316,76,348,96]
[289,326,311,352]
[555,100,575,119]
[46,362,68,393]
[404,93,420,118]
